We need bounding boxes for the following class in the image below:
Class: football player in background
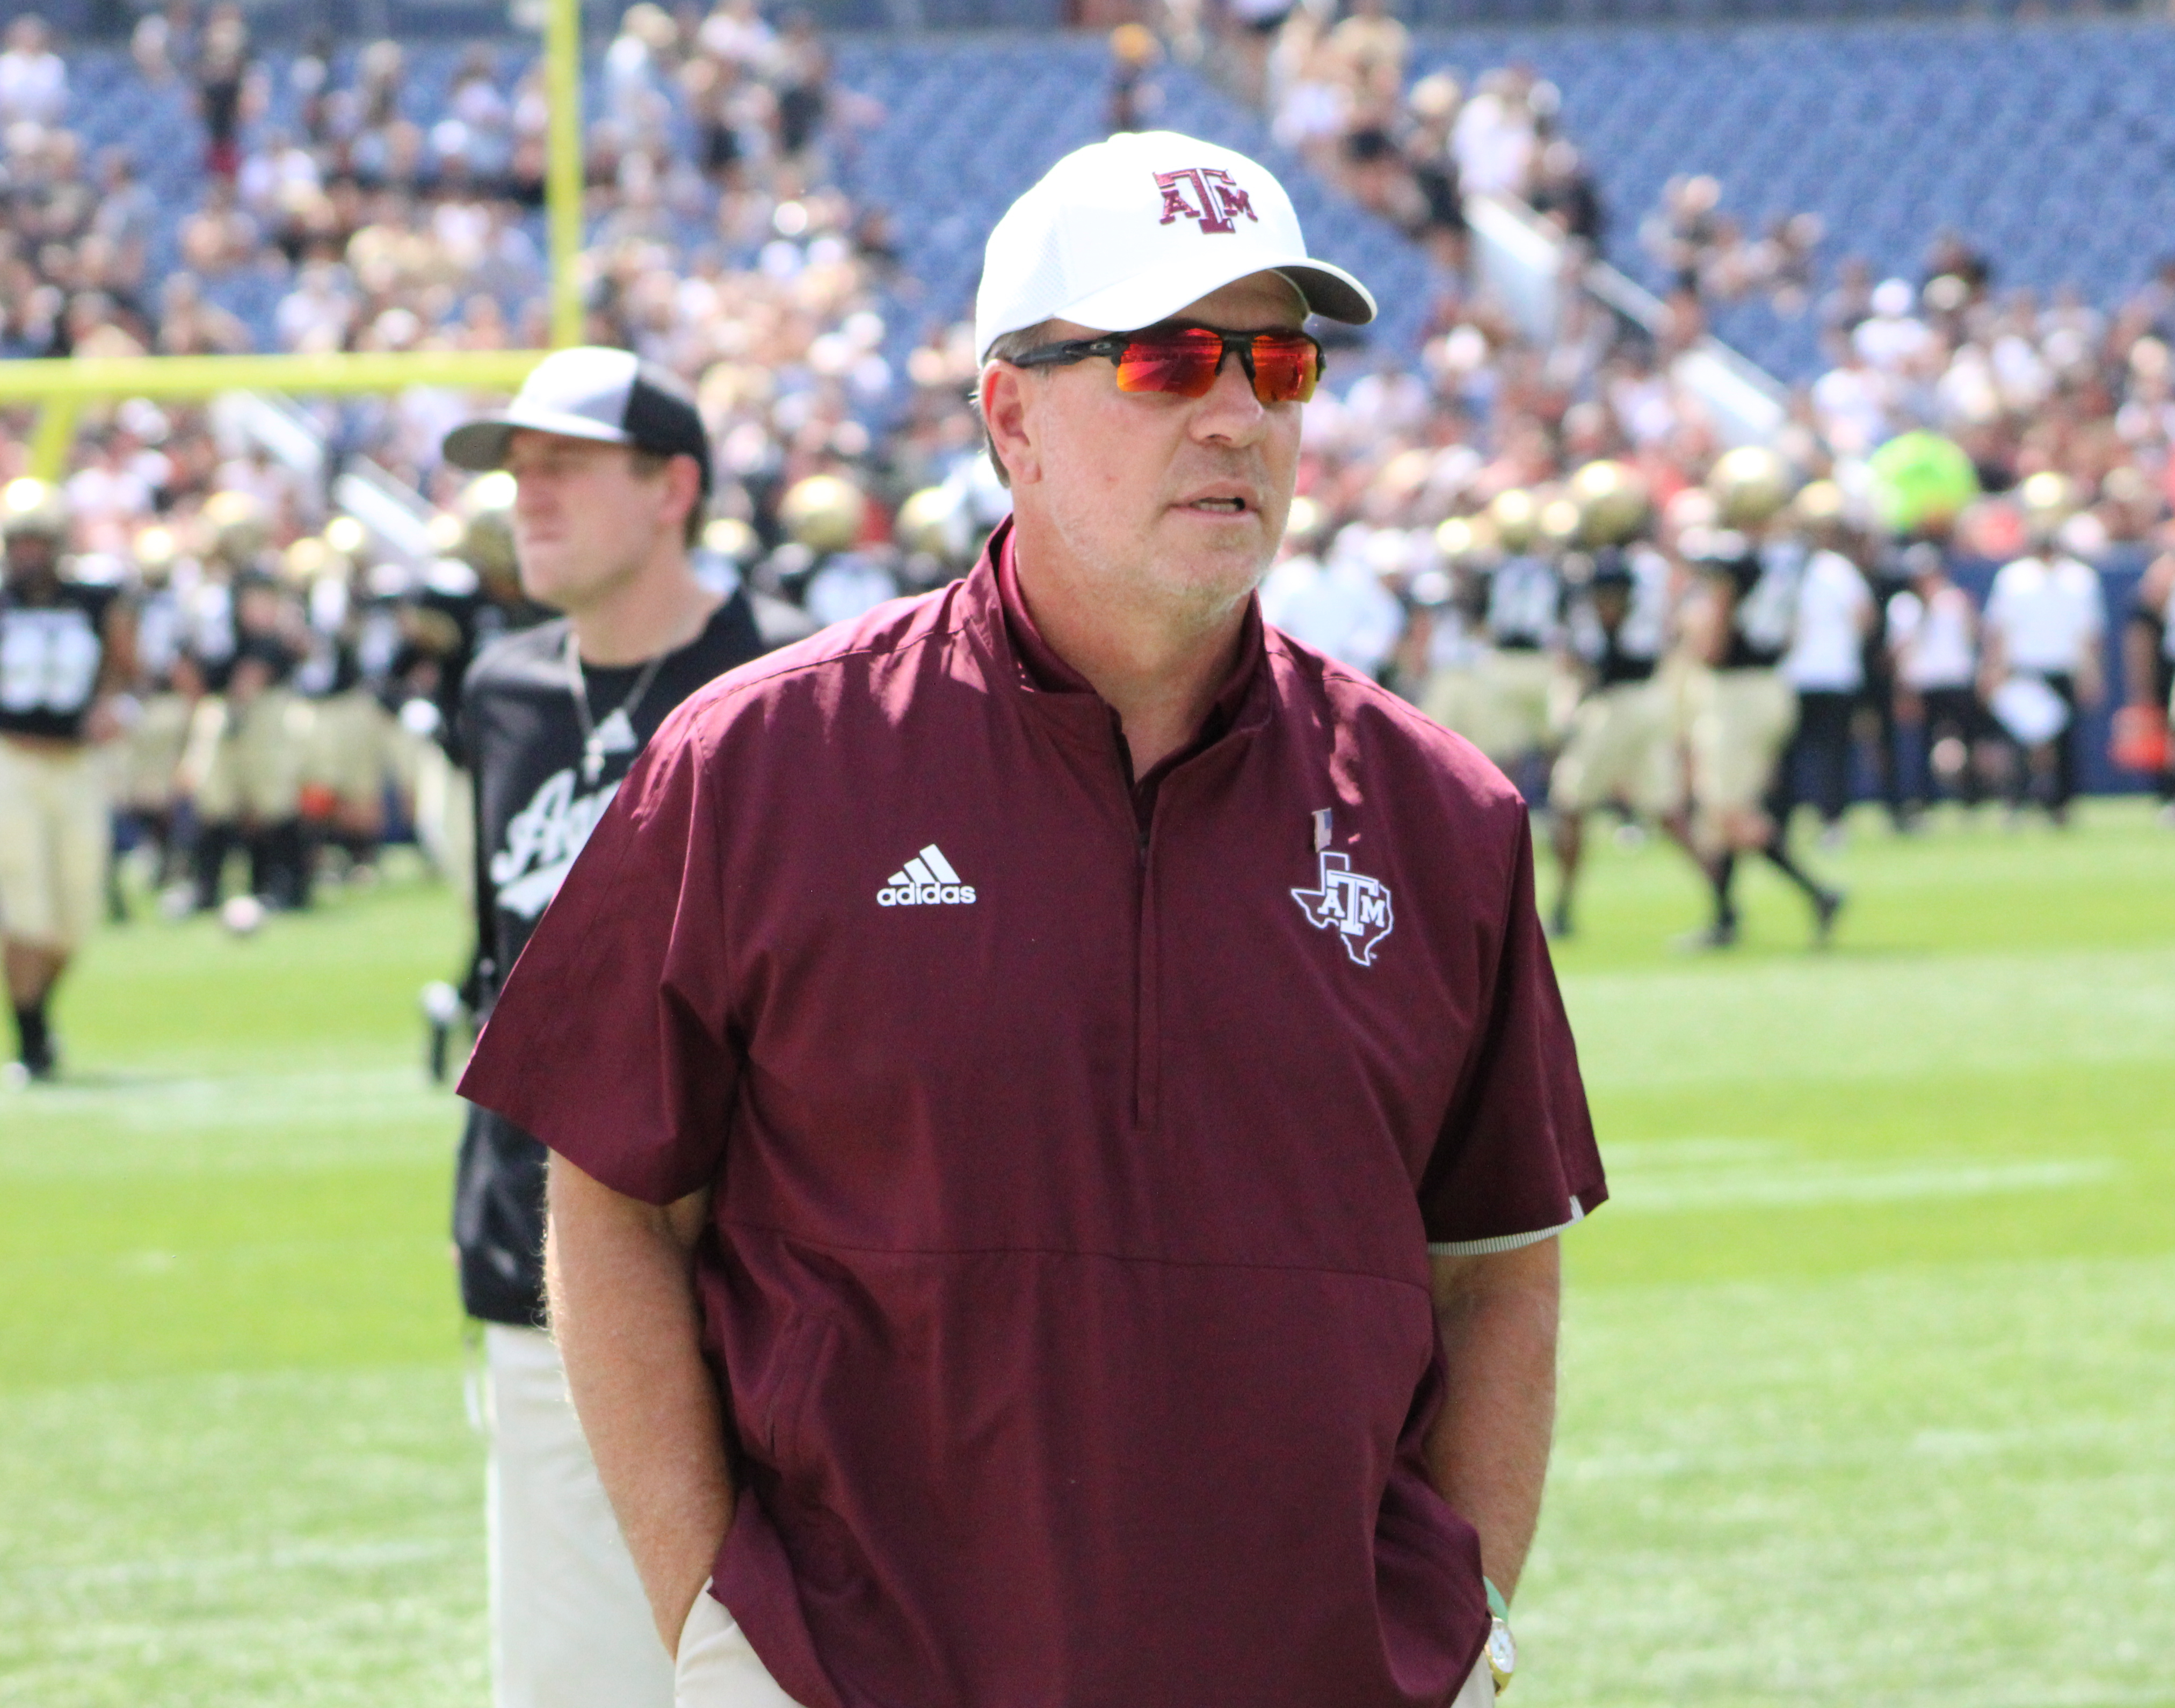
[0,480,136,1082]
[1680,449,1845,947]
[1545,461,1691,938]
[1548,538,1685,937]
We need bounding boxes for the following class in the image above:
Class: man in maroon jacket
[462,129,1605,1708]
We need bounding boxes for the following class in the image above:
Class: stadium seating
[3,0,2151,34]
[43,34,1434,391]
[828,39,1439,358]
[1406,15,2175,380]
[49,11,2175,391]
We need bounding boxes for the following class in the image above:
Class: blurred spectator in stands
[195,3,251,180]
[1854,277,1933,372]
[289,32,332,148]
[156,271,250,354]
[1818,255,1875,344]
[130,10,176,85]
[358,38,405,130]
[63,288,148,359]
[1452,67,1539,199]
[1922,227,1991,299]
[1107,23,1161,135]
[1529,140,1602,248]
[178,178,258,276]
[437,49,513,181]
[1641,172,1719,293]
[1226,0,1292,108]
[684,48,754,193]
[1745,213,1823,316]
[605,3,678,134]
[0,14,65,127]
[90,149,155,262]
[1271,20,1352,172]
[239,129,322,228]
[772,10,832,194]
[1398,73,1465,273]
[700,0,777,71]
[276,259,357,353]
[1330,0,1410,104]
[1811,340,1893,460]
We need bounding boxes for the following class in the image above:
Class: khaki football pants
[1689,666,1797,842]
[0,736,107,953]
[184,689,312,823]
[1550,679,1684,820]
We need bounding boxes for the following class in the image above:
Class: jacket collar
[963,516,1274,753]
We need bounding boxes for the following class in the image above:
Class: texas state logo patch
[1292,849,1395,967]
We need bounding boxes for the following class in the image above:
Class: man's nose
[1191,349,1270,445]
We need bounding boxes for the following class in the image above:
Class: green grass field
[3,806,2171,1706]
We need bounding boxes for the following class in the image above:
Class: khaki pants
[675,1585,802,1707]
[671,1584,1496,1707]
[485,1324,675,1708]
[0,736,107,953]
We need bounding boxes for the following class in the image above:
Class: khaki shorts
[1689,667,1797,818]
[0,736,108,953]
[1551,679,1683,819]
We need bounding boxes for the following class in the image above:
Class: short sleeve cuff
[1427,1194,1586,1258]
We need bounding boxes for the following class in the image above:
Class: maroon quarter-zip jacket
[462,518,1605,1708]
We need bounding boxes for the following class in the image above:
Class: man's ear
[663,453,705,538]
[981,364,1040,489]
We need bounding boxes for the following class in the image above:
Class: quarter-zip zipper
[1109,714,1161,1131]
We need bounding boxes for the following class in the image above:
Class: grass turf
[2,806,2170,1705]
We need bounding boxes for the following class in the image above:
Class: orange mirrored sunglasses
[1008,325,1325,405]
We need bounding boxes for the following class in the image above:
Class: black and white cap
[443,346,712,492]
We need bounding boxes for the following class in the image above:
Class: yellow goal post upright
[1,0,590,479]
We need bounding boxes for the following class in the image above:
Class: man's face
[503,430,676,613]
[1005,271,1308,623]
[4,533,60,595]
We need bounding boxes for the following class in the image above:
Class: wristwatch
[1483,1577,1516,1695]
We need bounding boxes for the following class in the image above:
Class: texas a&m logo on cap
[1155,167,1259,236]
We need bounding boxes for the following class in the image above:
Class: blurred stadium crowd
[5,0,2174,957]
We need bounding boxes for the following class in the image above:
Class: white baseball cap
[974,130,1376,361]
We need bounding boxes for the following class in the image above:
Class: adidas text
[878,844,977,907]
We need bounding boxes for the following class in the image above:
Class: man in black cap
[440,347,794,1708]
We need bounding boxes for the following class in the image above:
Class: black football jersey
[1719,540,1802,670]
[0,579,120,742]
